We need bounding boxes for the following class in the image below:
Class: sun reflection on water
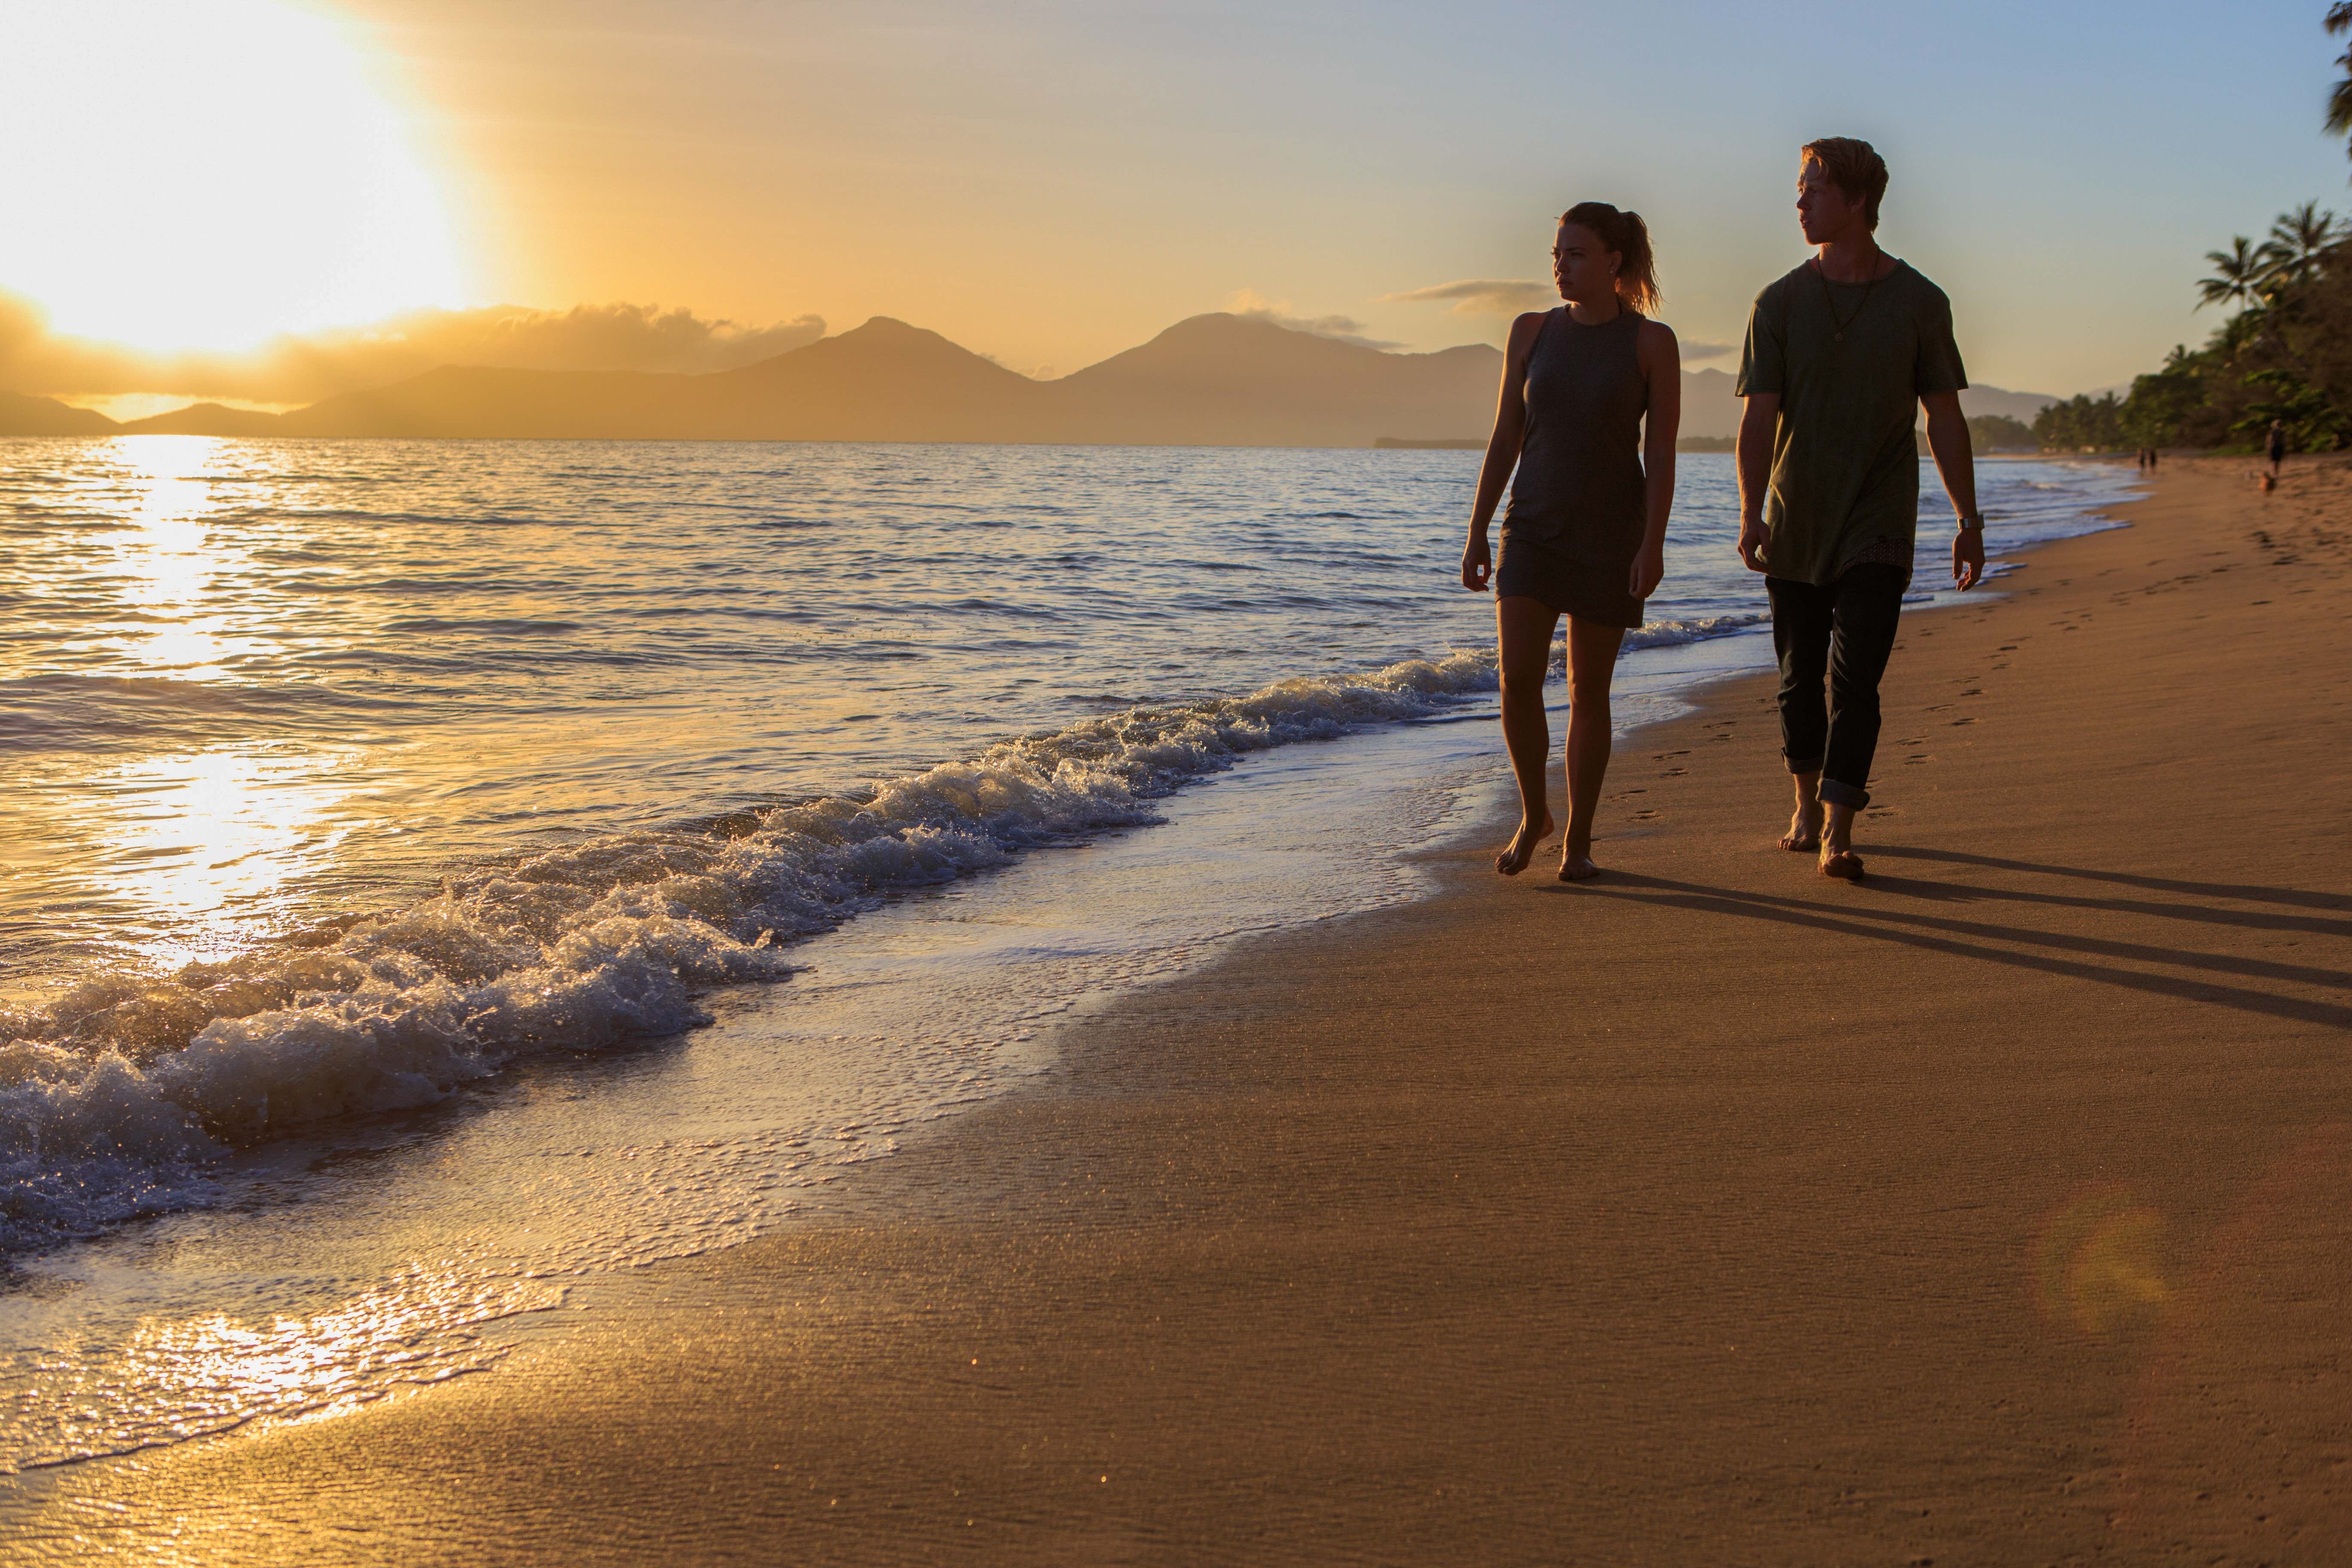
[94,746,363,970]
[0,438,373,971]
[11,1263,561,1472]
[104,436,270,679]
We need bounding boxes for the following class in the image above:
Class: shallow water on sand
[0,438,2138,1472]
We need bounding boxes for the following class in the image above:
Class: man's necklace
[1815,249,1883,341]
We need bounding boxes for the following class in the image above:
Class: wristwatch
[1957,514,1985,531]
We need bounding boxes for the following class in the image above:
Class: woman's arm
[1460,312,1547,592]
[1632,320,1680,600]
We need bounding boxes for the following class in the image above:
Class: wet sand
[13,457,2350,1565]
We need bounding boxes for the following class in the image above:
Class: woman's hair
[1559,201,1660,315]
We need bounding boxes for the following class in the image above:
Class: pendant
[1834,332,1843,342]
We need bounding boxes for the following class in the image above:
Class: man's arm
[1735,393,1778,573]
[1920,390,1983,591]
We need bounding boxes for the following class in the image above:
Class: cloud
[1223,289,1402,351]
[1681,340,1736,361]
[0,295,827,405]
[1380,279,1556,318]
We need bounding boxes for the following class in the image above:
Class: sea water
[0,438,2138,1474]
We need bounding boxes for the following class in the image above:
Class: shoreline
[10,456,2349,1562]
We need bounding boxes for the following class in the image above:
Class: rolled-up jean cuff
[1783,753,1824,775]
[1818,778,1871,810]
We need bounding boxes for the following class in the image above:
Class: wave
[1621,612,1768,651]
[0,648,1498,1256]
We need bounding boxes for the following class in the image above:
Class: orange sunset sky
[3,0,2348,419]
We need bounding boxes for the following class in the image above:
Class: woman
[1459,202,1680,882]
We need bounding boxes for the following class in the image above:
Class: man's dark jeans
[1765,563,1907,810]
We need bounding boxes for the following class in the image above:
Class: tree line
[2030,5,2352,453]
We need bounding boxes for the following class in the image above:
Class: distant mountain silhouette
[1958,383,2062,423]
[3,313,2069,447]
[123,401,287,437]
[0,391,116,436]
[1035,314,1499,446]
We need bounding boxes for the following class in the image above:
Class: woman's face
[1551,223,1620,308]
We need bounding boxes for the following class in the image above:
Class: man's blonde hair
[1801,138,1889,232]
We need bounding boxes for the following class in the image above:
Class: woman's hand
[1628,543,1665,601]
[1461,533,1492,592]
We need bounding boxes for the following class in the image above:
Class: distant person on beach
[2267,419,2287,479]
[1460,202,1681,882]
[1735,137,1983,881]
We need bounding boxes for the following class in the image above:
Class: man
[1734,136,1984,881]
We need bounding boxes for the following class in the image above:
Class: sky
[4,0,2351,410]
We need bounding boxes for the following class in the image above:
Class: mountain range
[0,313,2060,446]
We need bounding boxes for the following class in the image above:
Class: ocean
[0,437,2138,1474]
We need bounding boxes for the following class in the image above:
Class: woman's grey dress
[1494,308,1650,628]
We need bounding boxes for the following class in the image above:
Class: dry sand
[12,458,2350,1565]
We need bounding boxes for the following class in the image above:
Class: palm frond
[2196,236,2263,311]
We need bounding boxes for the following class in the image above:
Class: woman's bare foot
[1819,849,1865,881]
[1780,802,1822,852]
[1496,813,1554,876]
[1558,854,1601,883]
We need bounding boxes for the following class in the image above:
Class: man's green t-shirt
[1735,259,1966,586]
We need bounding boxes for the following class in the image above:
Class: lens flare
[2031,1183,2172,1338]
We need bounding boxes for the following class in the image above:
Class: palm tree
[2261,201,2343,290]
[2329,5,2352,150]
[2198,236,2267,312]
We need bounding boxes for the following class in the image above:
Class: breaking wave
[0,649,1497,1255]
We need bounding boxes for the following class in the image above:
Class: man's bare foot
[1780,803,1822,852]
[1558,854,1601,883]
[1496,813,1554,876]
[1819,849,1865,881]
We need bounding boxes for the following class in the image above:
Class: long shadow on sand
[1565,870,2352,1029]
[1850,868,2352,941]
[1860,845,2352,914]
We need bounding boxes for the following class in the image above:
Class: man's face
[1796,162,1867,247]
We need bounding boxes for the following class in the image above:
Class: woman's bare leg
[1494,594,1560,874]
[1559,616,1627,881]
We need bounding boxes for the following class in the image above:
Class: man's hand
[1737,517,1770,573]
[1952,528,1984,591]
[1461,534,1492,592]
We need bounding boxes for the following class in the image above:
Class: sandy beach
[13,457,2349,1565]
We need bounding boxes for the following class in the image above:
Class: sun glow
[0,0,472,352]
